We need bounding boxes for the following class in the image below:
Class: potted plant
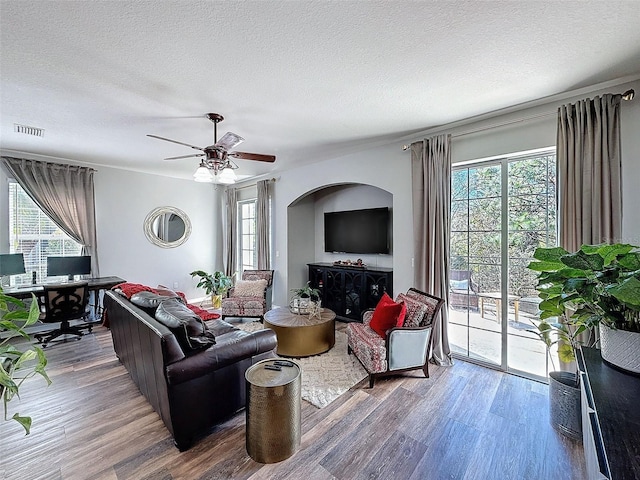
[527,243,640,439]
[0,288,51,434]
[526,310,594,439]
[190,270,233,309]
[289,281,321,314]
[529,243,640,373]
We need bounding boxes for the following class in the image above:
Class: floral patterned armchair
[346,288,444,388]
[222,270,274,321]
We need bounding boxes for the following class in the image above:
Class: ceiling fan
[147,113,276,184]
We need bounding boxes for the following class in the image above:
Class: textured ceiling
[1,0,639,181]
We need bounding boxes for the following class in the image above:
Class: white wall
[270,77,640,307]
[95,167,220,299]
[1,156,220,300]
[273,145,412,306]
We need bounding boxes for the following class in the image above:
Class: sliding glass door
[449,151,556,379]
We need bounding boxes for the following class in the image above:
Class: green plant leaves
[11,413,31,435]
[561,250,604,270]
[558,343,575,363]
[608,276,640,308]
[1,288,50,434]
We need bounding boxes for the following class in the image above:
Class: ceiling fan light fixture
[217,166,237,184]
[193,165,213,182]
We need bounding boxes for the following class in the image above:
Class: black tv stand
[308,263,393,322]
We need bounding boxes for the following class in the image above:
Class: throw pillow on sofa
[155,298,216,352]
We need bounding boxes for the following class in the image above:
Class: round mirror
[144,206,191,248]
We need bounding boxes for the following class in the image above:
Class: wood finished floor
[1,324,586,480]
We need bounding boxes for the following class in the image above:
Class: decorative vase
[211,294,223,309]
[599,324,640,374]
[549,371,582,440]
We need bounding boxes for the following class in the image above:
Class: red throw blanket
[112,282,220,321]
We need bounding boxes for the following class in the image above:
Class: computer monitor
[47,255,91,281]
[0,253,27,287]
[0,253,27,276]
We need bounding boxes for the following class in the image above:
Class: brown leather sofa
[104,290,277,451]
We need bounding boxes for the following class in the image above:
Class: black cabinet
[578,347,640,480]
[308,263,392,322]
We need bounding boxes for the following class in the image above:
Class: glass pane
[469,197,501,231]
[451,200,468,231]
[452,169,469,200]
[450,231,469,259]
[469,165,501,199]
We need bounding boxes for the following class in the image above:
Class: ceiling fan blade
[163,153,205,161]
[215,132,245,150]
[147,134,204,151]
[229,151,276,163]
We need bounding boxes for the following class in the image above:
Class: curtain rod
[233,177,276,191]
[402,88,635,150]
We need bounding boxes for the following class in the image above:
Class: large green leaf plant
[0,288,51,434]
[190,270,233,296]
[527,243,640,368]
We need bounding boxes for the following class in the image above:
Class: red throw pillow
[369,293,407,339]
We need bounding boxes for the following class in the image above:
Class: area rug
[236,321,367,408]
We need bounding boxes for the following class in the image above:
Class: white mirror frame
[143,206,192,248]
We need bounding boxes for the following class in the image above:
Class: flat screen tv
[47,255,92,280]
[324,207,390,254]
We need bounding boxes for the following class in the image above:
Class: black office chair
[34,282,92,348]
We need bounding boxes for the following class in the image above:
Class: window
[8,181,82,285]
[238,199,257,272]
[449,150,557,380]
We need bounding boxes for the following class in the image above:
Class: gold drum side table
[245,359,301,463]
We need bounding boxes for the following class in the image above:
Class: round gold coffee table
[263,307,336,357]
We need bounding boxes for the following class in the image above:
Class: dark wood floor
[1,324,586,480]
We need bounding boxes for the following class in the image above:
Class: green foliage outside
[451,154,556,297]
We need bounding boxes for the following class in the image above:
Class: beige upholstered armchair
[346,288,444,388]
[222,270,273,321]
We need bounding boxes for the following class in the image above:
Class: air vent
[14,123,44,137]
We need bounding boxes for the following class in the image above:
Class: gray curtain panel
[224,187,238,277]
[2,156,100,276]
[557,94,622,251]
[410,134,453,366]
[256,179,271,269]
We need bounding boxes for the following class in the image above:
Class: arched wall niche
[286,182,393,301]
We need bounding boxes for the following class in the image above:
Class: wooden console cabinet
[577,347,640,480]
[308,263,393,322]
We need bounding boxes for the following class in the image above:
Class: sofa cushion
[165,328,278,385]
[155,298,216,352]
[131,291,170,312]
[233,279,268,297]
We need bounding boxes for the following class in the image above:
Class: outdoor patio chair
[449,269,479,309]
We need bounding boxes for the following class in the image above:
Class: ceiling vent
[14,123,44,137]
